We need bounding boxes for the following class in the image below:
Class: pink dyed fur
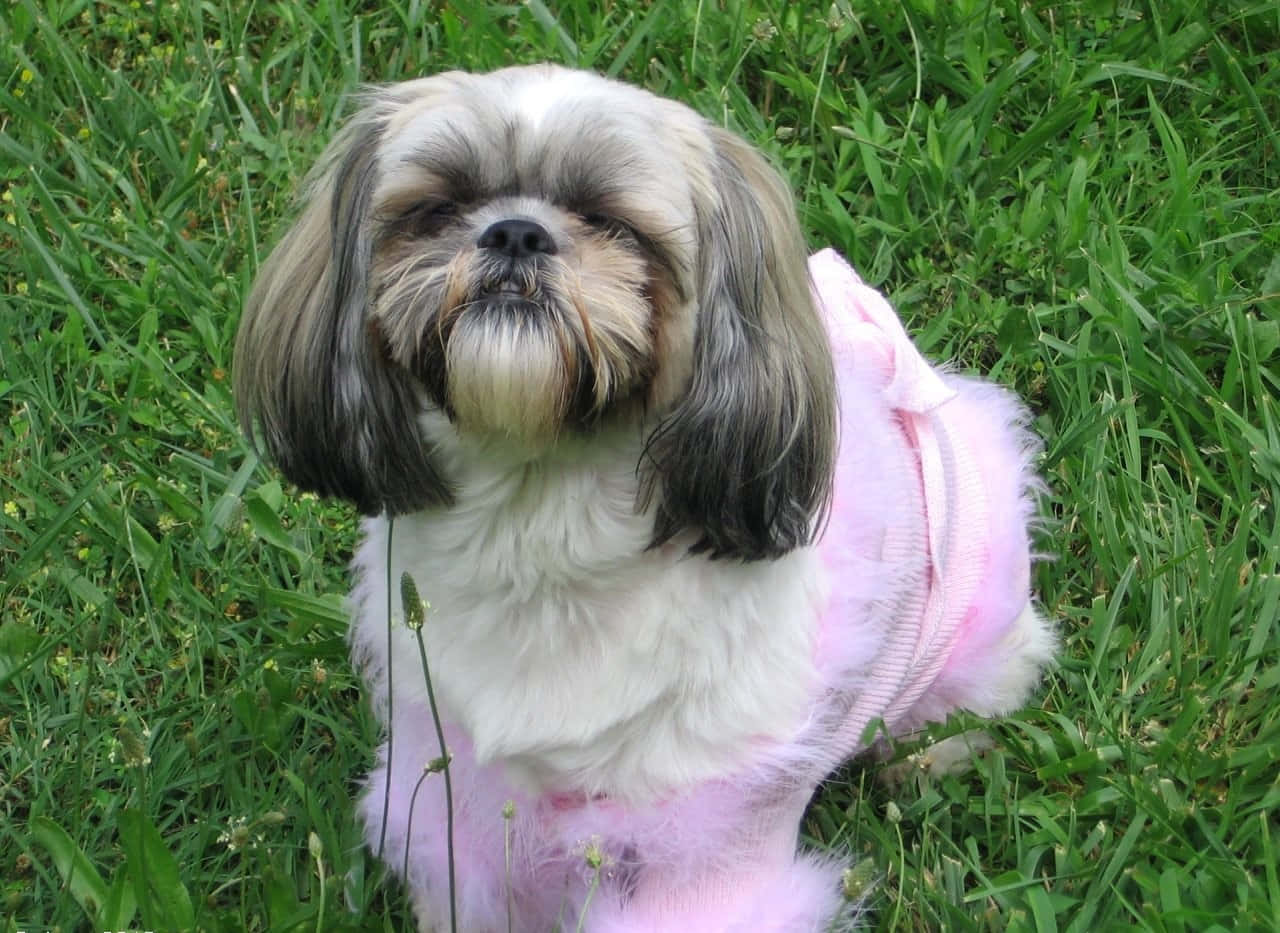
[357,250,1048,931]
[363,702,862,931]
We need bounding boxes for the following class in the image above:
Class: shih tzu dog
[235,65,1054,931]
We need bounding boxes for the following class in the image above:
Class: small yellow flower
[218,816,250,851]
[751,18,777,42]
[582,839,608,871]
[841,859,878,900]
[401,572,429,630]
[3,500,19,518]
[78,127,92,140]
[20,69,33,84]
[263,658,278,671]
[117,725,151,768]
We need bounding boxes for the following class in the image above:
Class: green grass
[2,0,1277,929]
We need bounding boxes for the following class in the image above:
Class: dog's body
[236,65,1053,931]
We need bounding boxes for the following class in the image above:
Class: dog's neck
[407,416,664,593]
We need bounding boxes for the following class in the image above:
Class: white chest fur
[348,433,825,802]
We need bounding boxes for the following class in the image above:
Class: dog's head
[235,65,834,560]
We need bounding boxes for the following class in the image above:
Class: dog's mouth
[474,273,543,303]
[467,276,554,319]
[470,296,541,323]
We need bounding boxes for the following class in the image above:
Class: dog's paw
[878,730,995,788]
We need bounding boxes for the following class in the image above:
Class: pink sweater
[364,250,1040,931]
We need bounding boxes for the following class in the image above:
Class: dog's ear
[234,104,451,515]
[646,128,835,560]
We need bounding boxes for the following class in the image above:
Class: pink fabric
[364,250,1039,931]
[807,248,990,761]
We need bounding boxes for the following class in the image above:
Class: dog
[235,64,1054,932]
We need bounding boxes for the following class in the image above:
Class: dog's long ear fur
[234,104,451,515]
[646,128,835,561]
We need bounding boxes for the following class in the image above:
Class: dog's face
[235,65,834,560]
[367,69,702,443]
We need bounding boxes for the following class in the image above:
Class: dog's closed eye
[580,211,627,232]
[386,199,459,239]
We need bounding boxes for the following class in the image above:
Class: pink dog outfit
[363,250,1041,931]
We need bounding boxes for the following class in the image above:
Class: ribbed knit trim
[622,787,810,924]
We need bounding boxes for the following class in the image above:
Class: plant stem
[377,516,395,861]
[405,572,457,933]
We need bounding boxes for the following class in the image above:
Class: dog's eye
[395,201,458,237]
[582,212,635,241]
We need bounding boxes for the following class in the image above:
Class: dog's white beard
[445,315,571,442]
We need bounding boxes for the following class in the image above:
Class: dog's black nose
[477,219,558,258]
